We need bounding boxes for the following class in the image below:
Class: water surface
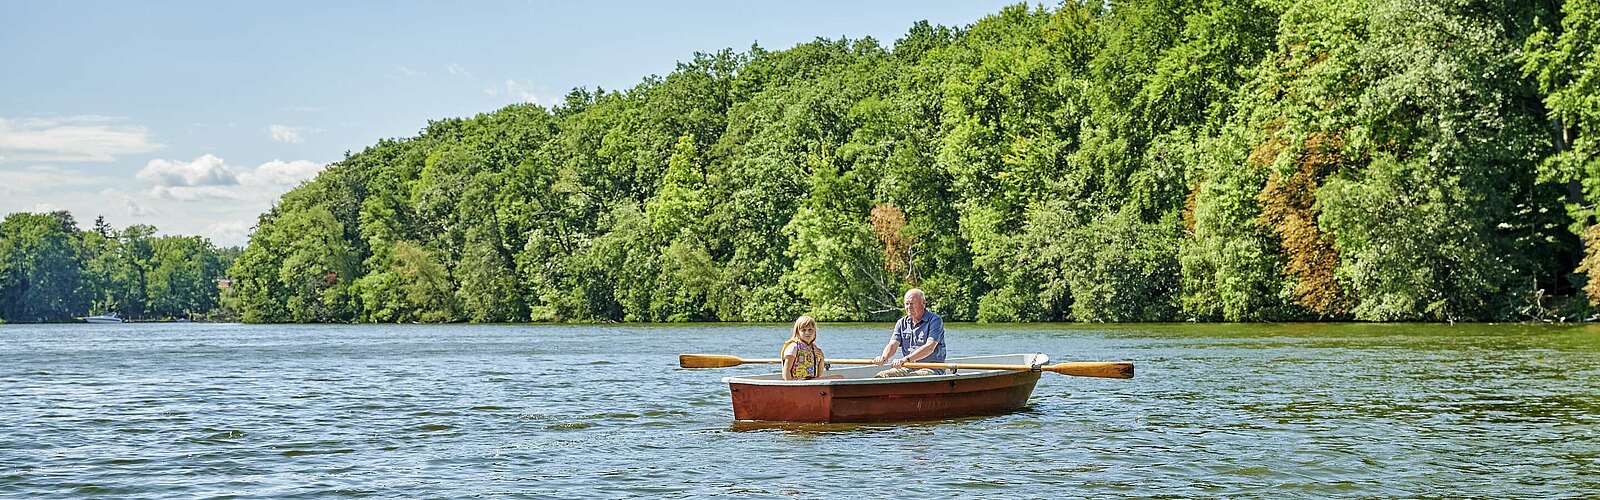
[2,322,1597,497]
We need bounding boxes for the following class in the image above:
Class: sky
[0,0,1016,247]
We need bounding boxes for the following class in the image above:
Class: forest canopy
[0,212,232,322]
[202,0,1600,323]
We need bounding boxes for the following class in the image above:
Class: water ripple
[1,322,1598,496]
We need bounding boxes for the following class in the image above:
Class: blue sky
[0,1,1015,246]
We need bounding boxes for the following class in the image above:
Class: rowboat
[722,353,1048,423]
[81,313,124,324]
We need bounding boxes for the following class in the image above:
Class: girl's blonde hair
[791,315,817,341]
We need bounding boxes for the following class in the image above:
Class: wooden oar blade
[679,354,744,368]
[1044,361,1134,379]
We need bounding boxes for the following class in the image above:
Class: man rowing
[870,288,946,377]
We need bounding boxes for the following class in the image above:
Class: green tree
[145,236,226,319]
[784,152,896,320]
[1525,0,1600,307]
[217,1,1594,324]
[80,222,154,317]
[276,206,357,322]
[0,212,86,322]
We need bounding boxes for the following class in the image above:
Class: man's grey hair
[904,288,926,303]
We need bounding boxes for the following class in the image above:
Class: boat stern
[729,382,833,422]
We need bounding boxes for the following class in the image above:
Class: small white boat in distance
[82,313,124,324]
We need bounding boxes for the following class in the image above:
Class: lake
[2,322,1597,497]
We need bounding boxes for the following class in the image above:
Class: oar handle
[677,354,873,368]
[827,359,1133,379]
[751,358,877,365]
[894,361,1134,379]
[679,354,1132,379]
[825,358,876,365]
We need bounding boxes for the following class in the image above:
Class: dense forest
[210,0,1597,323]
[0,212,233,322]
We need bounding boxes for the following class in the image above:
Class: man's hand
[891,357,907,368]
[871,355,887,365]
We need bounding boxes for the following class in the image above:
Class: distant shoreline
[9,318,1597,326]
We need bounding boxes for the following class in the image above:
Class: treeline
[228,0,1600,323]
[0,212,233,322]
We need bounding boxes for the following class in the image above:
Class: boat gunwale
[721,353,1048,387]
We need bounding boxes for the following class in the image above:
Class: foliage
[1525,0,1600,308]
[1583,225,1600,307]
[0,212,228,322]
[216,1,1595,323]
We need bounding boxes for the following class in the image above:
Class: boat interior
[723,353,1048,386]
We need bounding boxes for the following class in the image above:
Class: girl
[781,315,831,380]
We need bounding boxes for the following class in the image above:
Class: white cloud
[0,116,163,163]
[239,159,324,188]
[87,189,158,217]
[397,66,424,77]
[1,156,317,246]
[98,190,158,216]
[269,124,304,144]
[504,80,547,104]
[136,154,325,203]
[149,185,241,201]
[206,220,253,246]
[0,165,103,195]
[448,63,471,77]
[125,198,152,216]
[137,154,238,187]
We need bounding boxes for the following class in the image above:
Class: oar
[678,354,874,368]
[678,354,1134,379]
[903,361,1135,379]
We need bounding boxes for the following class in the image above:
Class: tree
[215,1,1593,324]
[276,206,357,322]
[1525,0,1600,308]
[0,212,86,322]
[145,236,226,319]
[784,152,896,320]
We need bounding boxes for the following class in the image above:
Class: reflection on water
[726,411,1030,434]
[1,322,1598,496]
[727,421,878,434]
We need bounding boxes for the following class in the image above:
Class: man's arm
[872,338,899,365]
[893,339,939,367]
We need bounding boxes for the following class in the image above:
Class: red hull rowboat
[723,354,1048,423]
